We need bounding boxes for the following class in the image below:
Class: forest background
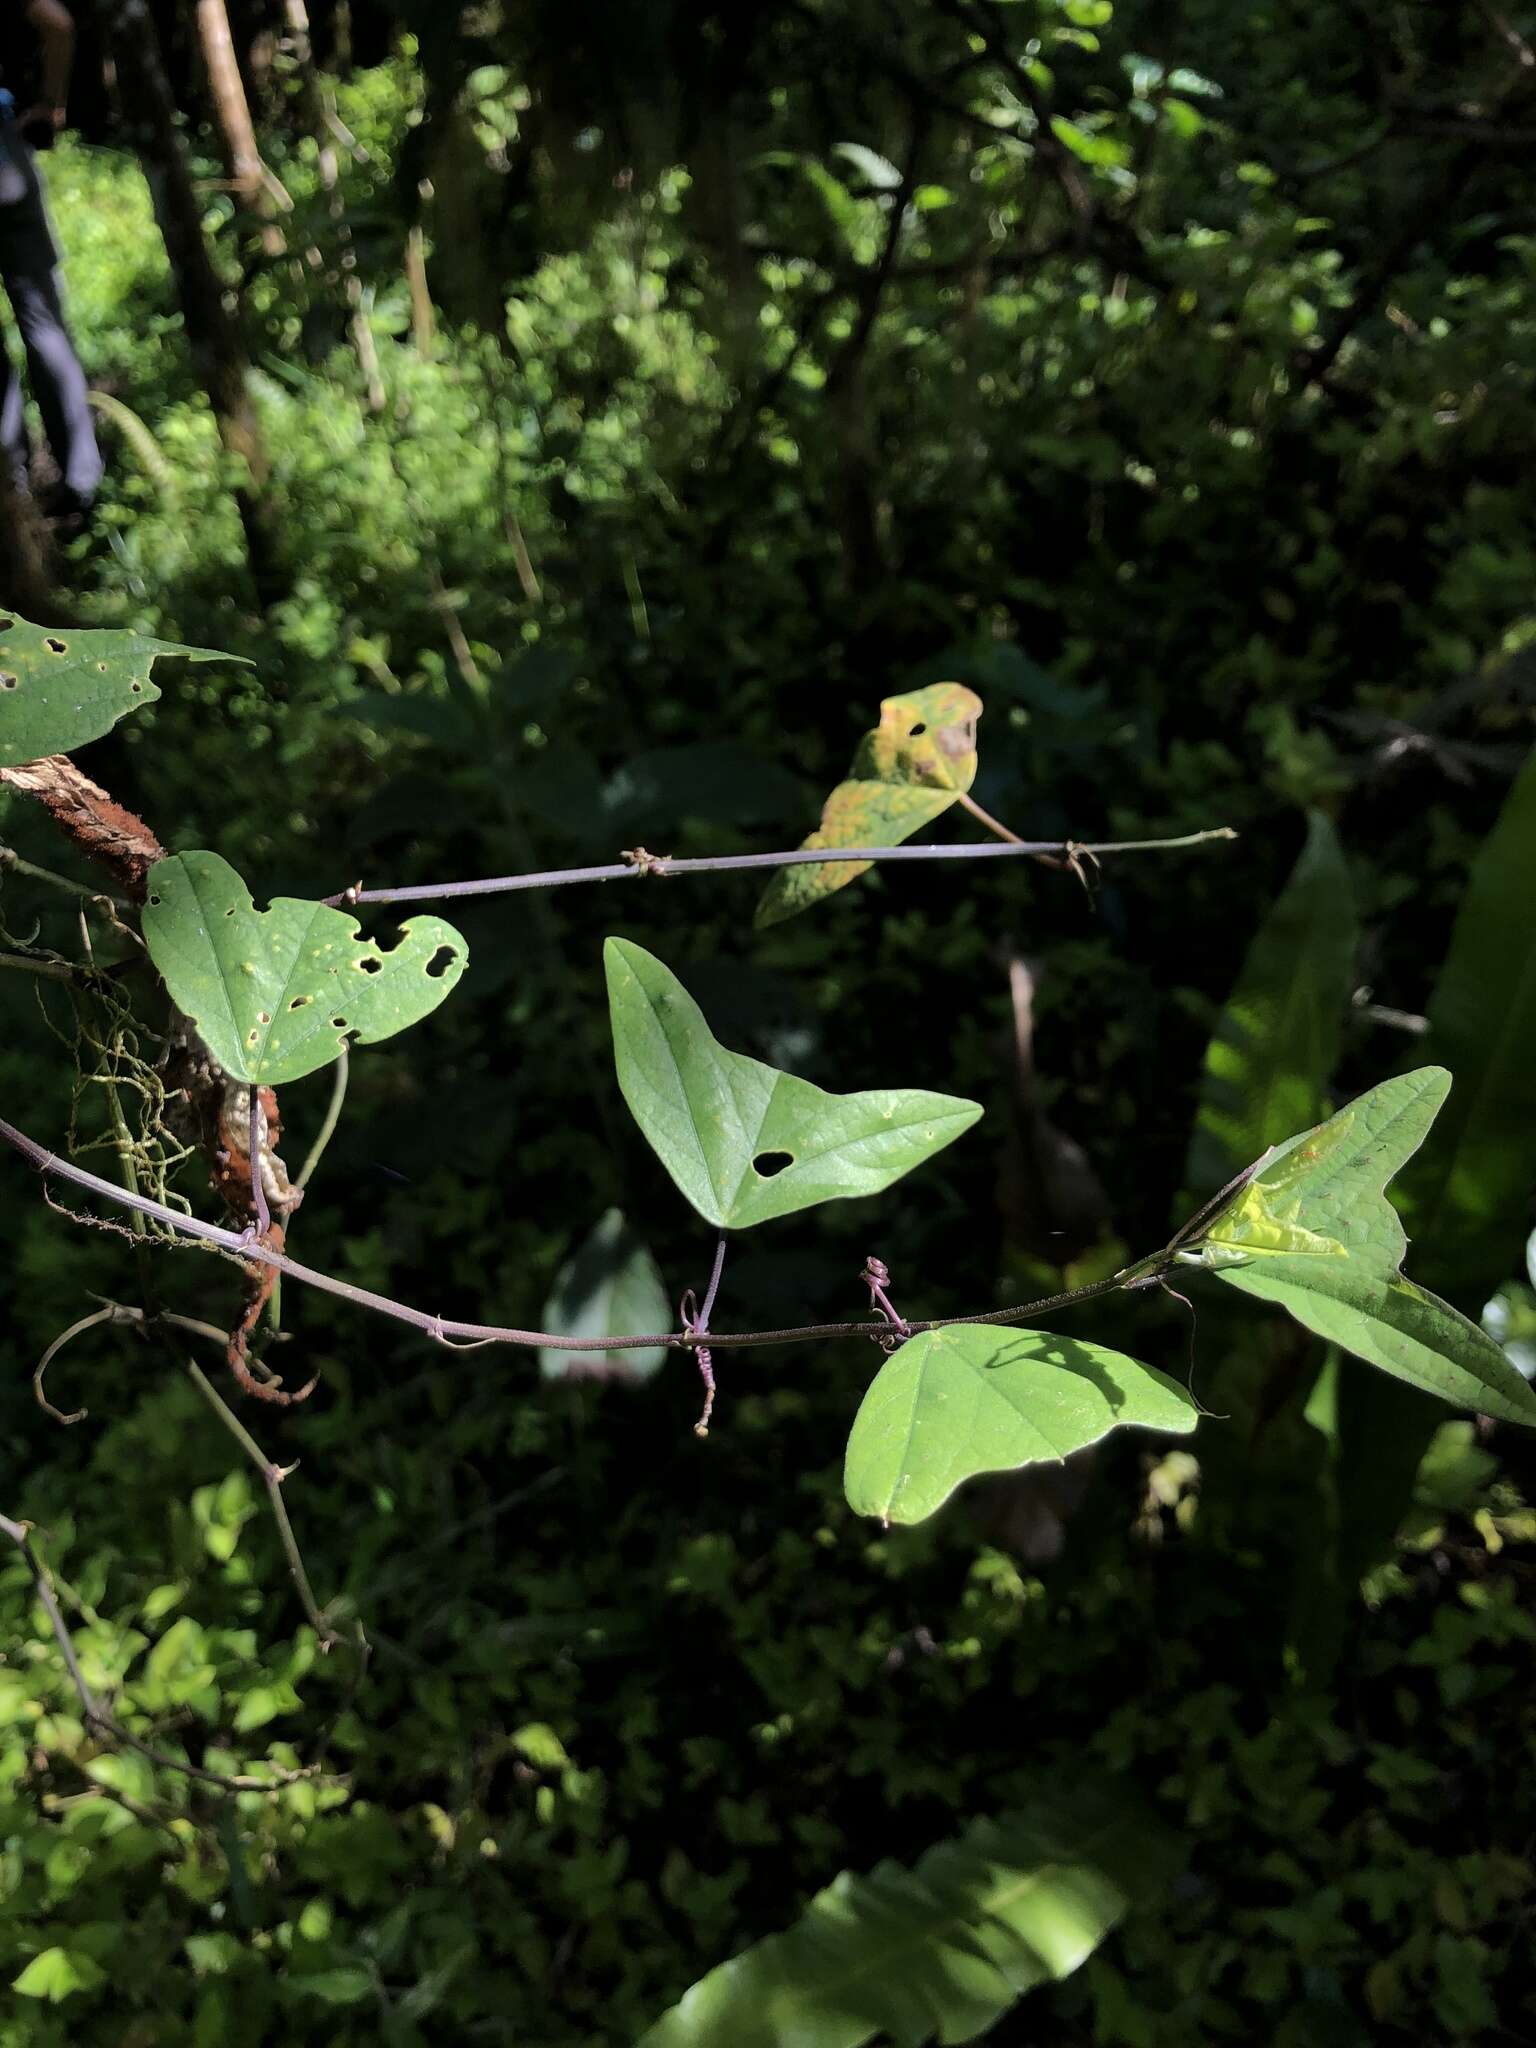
[2,0,1536,2042]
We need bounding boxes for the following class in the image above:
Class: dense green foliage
[3,2,1536,2041]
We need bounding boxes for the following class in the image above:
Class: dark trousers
[0,124,102,502]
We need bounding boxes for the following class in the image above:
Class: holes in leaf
[0,672,15,690]
[331,1016,347,1029]
[43,637,66,654]
[373,927,407,955]
[147,893,161,906]
[258,1012,271,1025]
[753,1151,795,1178]
[0,617,13,632]
[130,681,143,693]
[424,946,458,979]
[356,956,382,974]
[288,995,312,1010]
[908,721,927,736]
[97,662,108,673]
[224,907,235,916]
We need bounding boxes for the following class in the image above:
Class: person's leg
[0,140,101,506]
[0,133,37,491]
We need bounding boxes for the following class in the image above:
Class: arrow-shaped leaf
[142,851,467,1086]
[1192,1068,1536,1426]
[844,1326,1198,1525]
[0,613,245,768]
[755,684,982,928]
[605,938,980,1229]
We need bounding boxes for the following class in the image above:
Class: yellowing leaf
[755,684,982,927]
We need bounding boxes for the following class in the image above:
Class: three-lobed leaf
[755,684,983,928]
[539,1209,670,1383]
[605,938,981,1229]
[844,1326,1198,1526]
[635,1785,1183,2048]
[0,613,245,768]
[142,851,468,1087]
[1193,1069,1536,1428]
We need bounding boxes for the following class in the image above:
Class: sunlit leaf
[1218,1262,1536,1427]
[844,1326,1197,1526]
[1195,1068,1536,1427]
[142,851,467,1087]
[0,613,243,768]
[539,1209,670,1382]
[12,1948,107,2002]
[755,684,982,928]
[605,939,980,1229]
[636,1785,1183,2048]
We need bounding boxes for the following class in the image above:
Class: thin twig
[296,1045,348,1192]
[181,1356,343,1650]
[0,843,129,909]
[955,789,1026,845]
[330,826,1238,908]
[0,1110,1175,1354]
[0,1509,316,1791]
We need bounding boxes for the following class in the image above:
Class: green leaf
[635,1786,1183,2048]
[283,1968,372,2006]
[844,1327,1198,1526]
[1215,1265,1536,1428]
[0,613,244,768]
[142,851,467,1087]
[539,1209,670,1382]
[1185,811,1356,1197]
[13,1948,108,2001]
[605,939,980,1229]
[1396,745,1536,1299]
[1197,1178,1349,1265]
[756,685,982,929]
[1199,1069,1536,1427]
[1199,1068,1450,1279]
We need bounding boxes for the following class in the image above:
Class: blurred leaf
[12,1948,108,2002]
[338,692,480,748]
[1396,746,1536,1299]
[0,613,242,767]
[605,939,980,1228]
[635,1787,1183,2048]
[845,1326,1197,1525]
[756,684,982,928]
[604,743,809,832]
[540,1209,670,1382]
[832,142,903,190]
[143,850,467,1086]
[1186,811,1356,1198]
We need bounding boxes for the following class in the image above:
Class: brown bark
[103,0,285,599]
[194,0,286,259]
[0,464,58,618]
[0,754,165,894]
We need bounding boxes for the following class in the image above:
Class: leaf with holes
[606,938,980,1229]
[142,851,467,1086]
[845,1327,1198,1526]
[539,1209,670,1383]
[755,683,983,928]
[0,613,246,768]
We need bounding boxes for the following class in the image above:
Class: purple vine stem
[681,1232,728,1436]
[861,1255,911,1351]
[324,827,1236,908]
[249,1090,271,1239]
[0,1114,1169,1357]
